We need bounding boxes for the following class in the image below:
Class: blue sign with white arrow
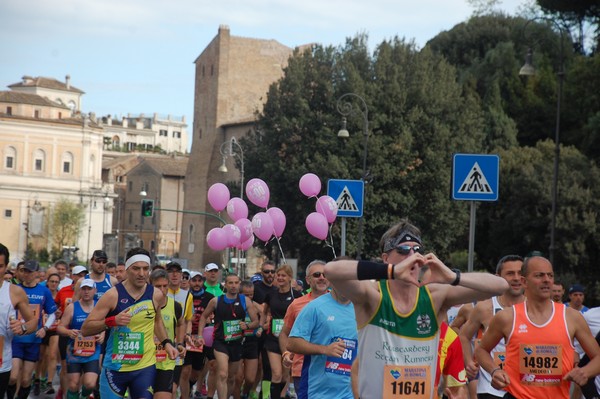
[452,154,499,201]
[327,179,364,217]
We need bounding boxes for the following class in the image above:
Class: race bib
[73,335,96,357]
[154,336,167,362]
[382,365,431,399]
[494,351,506,369]
[519,343,563,386]
[223,320,242,342]
[186,334,204,353]
[271,318,284,338]
[325,337,357,376]
[112,332,144,364]
[29,304,41,320]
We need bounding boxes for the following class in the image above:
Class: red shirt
[55,284,75,313]
[283,292,314,377]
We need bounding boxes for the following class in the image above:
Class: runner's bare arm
[565,309,600,385]
[459,301,488,379]
[81,287,118,336]
[324,260,385,308]
[56,302,77,339]
[11,284,37,334]
[245,296,259,330]
[288,336,346,357]
[72,278,82,301]
[196,297,217,346]
[474,310,512,389]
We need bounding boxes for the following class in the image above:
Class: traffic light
[141,199,154,217]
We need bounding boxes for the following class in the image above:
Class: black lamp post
[336,93,369,260]
[519,18,567,265]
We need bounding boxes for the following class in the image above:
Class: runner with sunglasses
[324,219,509,399]
[74,250,118,301]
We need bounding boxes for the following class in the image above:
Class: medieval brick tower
[180,25,297,269]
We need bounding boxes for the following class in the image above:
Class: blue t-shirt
[15,283,58,344]
[85,274,113,300]
[290,293,357,399]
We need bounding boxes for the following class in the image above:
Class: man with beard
[459,255,525,399]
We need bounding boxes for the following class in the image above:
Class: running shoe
[45,387,56,395]
[33,379,41,396]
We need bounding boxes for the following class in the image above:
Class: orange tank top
[505,301,574,399]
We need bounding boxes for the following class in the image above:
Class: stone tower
[180,25,296,269]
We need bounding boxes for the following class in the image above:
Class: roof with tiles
[0,91,70,109]
[8,75,84,94]
[144,157,188,177]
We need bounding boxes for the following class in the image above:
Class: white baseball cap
[205,263,219,272]
[190,271,203,279]
[80,278,96,289]
[72,265,87,275]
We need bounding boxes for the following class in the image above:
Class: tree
[51,198,85,253]
[242,35,488,266]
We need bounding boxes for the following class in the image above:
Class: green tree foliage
[476,141,600,276]
[51,198,85,252]
[242,35,490,265]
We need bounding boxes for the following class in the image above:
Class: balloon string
[327,224,337,259]
[275,237,287,264]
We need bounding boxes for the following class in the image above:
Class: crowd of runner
[2,218,600,399]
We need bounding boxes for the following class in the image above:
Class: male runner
[81,247,178,399]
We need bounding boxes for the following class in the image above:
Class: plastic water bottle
[288,383,296,399]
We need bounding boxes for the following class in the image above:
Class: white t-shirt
[58,276,73,290]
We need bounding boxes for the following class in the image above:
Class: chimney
[107,114,112,126]
[122,117,128,128]
[65,75,71,89]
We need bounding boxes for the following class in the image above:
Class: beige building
[180,25,308,272]
[100,113,189,155]
[0,76,112,261]
[103,155,187,261]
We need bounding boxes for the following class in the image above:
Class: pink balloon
[202,326,214,347]
[245,178,270,208]
[299,173,322,197]
[267,207,286,238]
[238,235,254,251]
[222,224,242,248]
[315,195,338,224]
[207,183,230,212]
[305,212,329,240]
[226,197,248,222]
[206,227,228,251]
[235,218,253,243]
[251,212,274,242]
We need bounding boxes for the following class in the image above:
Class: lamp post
[219,137,245,199]
[336,93,369,260]
[519,18,566,265]
[218,136,245,276]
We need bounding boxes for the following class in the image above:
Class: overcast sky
[1,0,526,147]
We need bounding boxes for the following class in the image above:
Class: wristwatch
[21,323,27,333]
[43,326,49,331]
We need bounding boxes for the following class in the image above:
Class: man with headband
[324,219,509,399]
[81,247,178,399]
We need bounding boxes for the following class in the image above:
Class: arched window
[33,149,45,172]
[187,224,195,253]
[89,154,96,178]
[4,146,16,170]
[62,151,74,174]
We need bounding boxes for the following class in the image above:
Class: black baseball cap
[22,260,40,272]
[166,262,182,272]
[92,250,108,260]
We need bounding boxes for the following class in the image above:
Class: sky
[1,0,526,150]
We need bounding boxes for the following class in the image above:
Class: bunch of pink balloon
[299,173,338,240]
[206,224,255,251]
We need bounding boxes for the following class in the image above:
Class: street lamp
[336,93,369,260]
[519,18,567,265]
[219,137,245,199]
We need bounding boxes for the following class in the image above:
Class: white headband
[125,254,151,269]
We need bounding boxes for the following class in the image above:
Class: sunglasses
[182,276,189,280]
[262,270,276,274]
[311,272,325,278]
[95,259,108,264]
[395,245,423,255]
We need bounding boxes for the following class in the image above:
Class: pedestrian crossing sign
[327,179,364,218]
[452,154,499,201]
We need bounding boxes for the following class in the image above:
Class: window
[4,210,12,218]
[159,129,168,137]
[128,211,132,224]
[5,146,16,169]
[34,109,40,118]
[33,149,45,172]
[173,131,181,138]
[62,152,73,174]
[6,106,12,115]
[128,181,133,192]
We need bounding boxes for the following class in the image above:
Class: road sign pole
[340,218,347,256]
[468,201,476,272]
